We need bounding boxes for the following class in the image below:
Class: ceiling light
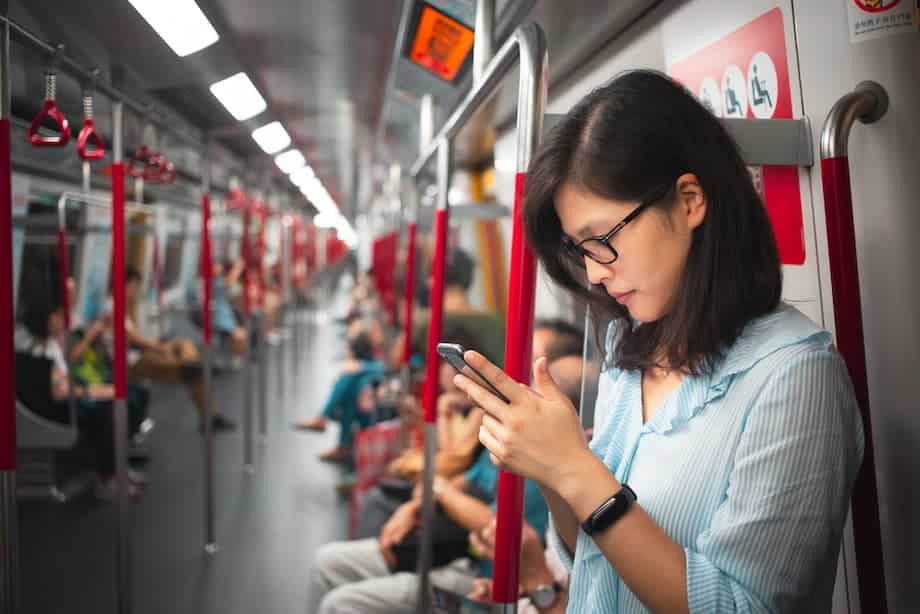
[289,166,316,187]
[274,149,306,174]
[314,211,339,228]
[251,122,291,154]
[209,73,267,121]
[128,0,219,57]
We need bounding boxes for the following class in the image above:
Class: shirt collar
[643,303,831,435]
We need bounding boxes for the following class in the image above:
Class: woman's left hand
[453,351,593,491]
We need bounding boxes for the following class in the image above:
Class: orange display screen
[408,5,474,81]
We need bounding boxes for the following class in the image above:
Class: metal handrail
[818,81,889,614]
[410,18,547,614]
[410,21,546,177]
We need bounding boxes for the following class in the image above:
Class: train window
[162,233,184,290]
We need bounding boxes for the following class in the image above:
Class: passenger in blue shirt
[454,71,863,613]
[293,329,384,462]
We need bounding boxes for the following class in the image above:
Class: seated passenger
[189,261,248,356]
[292,329,385,462]
[309,441,548,614]
[390,248,506,370]
[113,266,236,433]
[467,520,569,613]
[15,282,142,500]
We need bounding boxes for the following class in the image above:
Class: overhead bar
[2,16,202,148]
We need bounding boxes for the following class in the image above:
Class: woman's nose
[584,257,613,286]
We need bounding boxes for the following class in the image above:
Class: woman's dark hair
[523,70,782,375]
[125,266,142,283]
[348,331,376,362]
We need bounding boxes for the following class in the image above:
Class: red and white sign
[668,8,805,266]
[848,0,917,42]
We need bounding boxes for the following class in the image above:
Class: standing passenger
[453,70,863,613]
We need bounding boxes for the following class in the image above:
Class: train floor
[17,313,351,614]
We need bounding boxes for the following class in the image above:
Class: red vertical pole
[401,222,418,366]
[818,82,888,613]
[242,204,252,319]
[200,193,212,346]
[0,22,18,612]
[421,211,447,422]
[0,109,14,476]
[492,173,537,603]
[821,156,887,612]
[111,162,127,400]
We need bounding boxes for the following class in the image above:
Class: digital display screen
[408,5,475,81]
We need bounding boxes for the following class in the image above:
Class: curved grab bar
[819,81,888,614]
[29,67,71,147]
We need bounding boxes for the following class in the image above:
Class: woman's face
[554,174,706,323]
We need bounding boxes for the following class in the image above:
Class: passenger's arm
[69,320,106,362]
[432,475,494,533]
[125,326,165,353]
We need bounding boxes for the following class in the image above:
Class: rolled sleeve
[684,348,863,613]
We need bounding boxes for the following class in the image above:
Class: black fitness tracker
[580,484,637,536]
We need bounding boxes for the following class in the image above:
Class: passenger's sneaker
[335,474,356,498]
[211,415,237,431]
[318,446,353,464]
[292,416,327,432]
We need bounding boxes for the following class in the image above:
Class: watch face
[531,584,557,608]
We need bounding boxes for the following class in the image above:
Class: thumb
[532,356,567,402]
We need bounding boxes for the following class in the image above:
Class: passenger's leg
[309,538,392,608]
[316,572,418,614]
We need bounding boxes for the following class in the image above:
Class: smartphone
[436,343,510,403]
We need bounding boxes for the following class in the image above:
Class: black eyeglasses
[564,200,652,265]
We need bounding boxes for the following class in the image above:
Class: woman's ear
[675,173,707,230]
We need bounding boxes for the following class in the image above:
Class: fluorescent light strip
[251,122,291,155]
[274,150,306,174]
[289,166,315,187]
[210,73,267,121]
[128,0,219,57]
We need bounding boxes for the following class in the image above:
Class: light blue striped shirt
[551,303,863,613]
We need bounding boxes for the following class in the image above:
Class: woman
[453,71,863,613]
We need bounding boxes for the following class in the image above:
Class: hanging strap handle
[77,70,105,160]
[29,46,71,147]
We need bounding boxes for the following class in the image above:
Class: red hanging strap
[76,89,105,160]
[29,62,71,148]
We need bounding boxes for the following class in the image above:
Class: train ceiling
[9,0,664,218]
